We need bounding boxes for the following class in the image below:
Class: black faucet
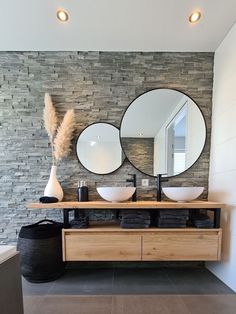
[156,174,169,201]
[126,174,137,202]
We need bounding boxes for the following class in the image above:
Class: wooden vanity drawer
[142,230,222,261]
[63,231,141,261]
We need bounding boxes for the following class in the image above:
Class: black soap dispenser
[77,181,89,202]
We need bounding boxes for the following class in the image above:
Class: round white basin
[97,187,136,202]
[162,187,204,202]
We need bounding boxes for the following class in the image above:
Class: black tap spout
[126,174,137,202]
[157,174,168,201]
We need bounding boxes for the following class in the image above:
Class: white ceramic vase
[44,165,64,201]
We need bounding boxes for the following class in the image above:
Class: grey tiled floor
[22,267,234,295]
[24,295,236,314]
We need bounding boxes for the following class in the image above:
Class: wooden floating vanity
[27,201,223,262]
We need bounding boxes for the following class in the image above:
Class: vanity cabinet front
[62,228,222,262]
[142,230,222,261]
[63,230,141,261]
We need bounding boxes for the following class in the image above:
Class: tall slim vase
[44,165,63,201]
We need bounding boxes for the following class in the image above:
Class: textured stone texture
[0,52,214,244]
[122,137,154,174]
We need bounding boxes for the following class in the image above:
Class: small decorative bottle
[77,181,89,202]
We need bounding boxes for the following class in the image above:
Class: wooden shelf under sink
[26,200,224,209]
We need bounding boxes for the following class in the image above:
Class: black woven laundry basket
[17,219,65,283]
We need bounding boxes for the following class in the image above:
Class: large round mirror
[76,122,125,175]
[120,88,206,177]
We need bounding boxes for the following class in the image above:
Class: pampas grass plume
[44,93,58,139]
[54,109,75,161]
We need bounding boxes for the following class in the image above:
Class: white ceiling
[0,0,236,51]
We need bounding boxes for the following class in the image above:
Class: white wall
[185,98,206,168]
[153,96,185,175]
[207,22,236,292]
[154,126,166,175]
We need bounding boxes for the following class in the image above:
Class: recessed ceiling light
[57,9,69,22]
[189,11,201,23]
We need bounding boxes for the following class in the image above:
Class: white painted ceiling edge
[0,0,236,51]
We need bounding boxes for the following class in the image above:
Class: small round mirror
[76,122,125,175]
[120,88,206,177]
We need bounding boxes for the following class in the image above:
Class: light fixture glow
[189,11,201,23]
[90,141,96,146]
[57,9,69,22]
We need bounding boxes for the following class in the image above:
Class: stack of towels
[120,210,151,228]
[70,212,89,229]
[190,210,213,228]
[156,209,189,228]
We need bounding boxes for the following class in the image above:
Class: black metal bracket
[63,208,86,227]
[63,208,73,227]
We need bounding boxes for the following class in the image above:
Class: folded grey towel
[70,217,89,229]
[190,213,210,220]
[193,220,213,228]
[156,224,186,228]
[158,209,189,217]
[156,218,186,228]
[121,218,151,224]
[121,210,150,217]
[157,214,189,220]
[156,218,187,224]
[120,223,150,229]
[70,224,89,229]
[121,213,150,218]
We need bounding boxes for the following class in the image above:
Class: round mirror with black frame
[76,122,125,175]
[120,88,207,178]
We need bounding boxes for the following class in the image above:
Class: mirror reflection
[76,123,124,175]
[120,89,206,177]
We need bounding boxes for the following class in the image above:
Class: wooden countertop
[26,200,224,209]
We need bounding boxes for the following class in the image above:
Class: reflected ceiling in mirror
[76,122,124,175]
[120,88,206,177]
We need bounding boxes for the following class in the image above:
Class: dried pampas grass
[43,93,75,165]
[54,109,75,161]
[43,93,58,139]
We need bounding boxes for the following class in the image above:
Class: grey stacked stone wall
[0,52,214,244]
[122,137,154,175]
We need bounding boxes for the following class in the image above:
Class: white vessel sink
[162,187,204,202]
[97,187,136,202]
